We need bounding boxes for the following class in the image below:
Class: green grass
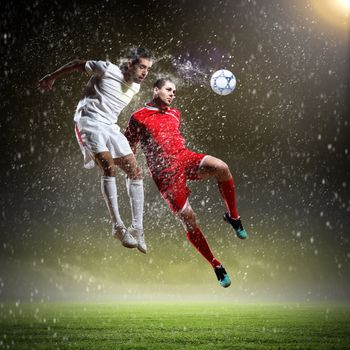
[1,302,349,349]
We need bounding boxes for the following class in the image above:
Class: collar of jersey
[145,102,170,113]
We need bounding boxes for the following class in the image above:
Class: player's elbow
[72,59,87,72]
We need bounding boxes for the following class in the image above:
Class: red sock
[186,228,221,268]
[218,177,239,219]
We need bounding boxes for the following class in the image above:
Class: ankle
[211,258,221,268]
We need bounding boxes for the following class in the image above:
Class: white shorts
[75,117,132,169]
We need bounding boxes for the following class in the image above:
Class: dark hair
[127,47,152,65]
[153,77,174,89]
[120,47,152,72]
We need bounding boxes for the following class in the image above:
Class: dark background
[0,0,349,301]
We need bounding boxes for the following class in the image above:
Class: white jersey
[74,60,140,127]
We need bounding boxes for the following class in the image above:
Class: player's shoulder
[167,107,181,120]
[86,59,110,68]
[106,61,123,75]
[85,60,121,77]
[170,107,180,116]
[132,106,151,120]
[91,60,122,76]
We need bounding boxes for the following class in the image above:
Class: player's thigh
[196,155,230,179]
[95,151,115,175]
[155,172,189,214]
[114,154,142,179]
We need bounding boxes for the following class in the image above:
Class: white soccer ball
[210,69,236,95]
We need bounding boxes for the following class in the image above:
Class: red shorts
[151,149,207,213]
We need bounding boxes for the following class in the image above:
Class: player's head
[153,78,176,107]
[121,47,153,84]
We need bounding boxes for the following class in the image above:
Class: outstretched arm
[37,58,87,91]
[124,116,140,155]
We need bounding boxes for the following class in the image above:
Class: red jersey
[125,102,207,213]
[125,103,188,176]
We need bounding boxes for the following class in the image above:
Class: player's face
[129,58,152,84]
[155,81,176,106]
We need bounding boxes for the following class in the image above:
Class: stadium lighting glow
[310,0,350,29]
[339,0,350,10]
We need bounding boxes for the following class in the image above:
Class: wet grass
[1,302,349,349]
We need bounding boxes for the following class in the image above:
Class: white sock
[101,176,124,227]
[126,178,144,230]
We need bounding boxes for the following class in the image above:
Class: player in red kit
[125,78,248,288]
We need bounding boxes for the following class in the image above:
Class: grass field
[1,302,350,349]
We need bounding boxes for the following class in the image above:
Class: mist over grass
[1,218,349,303]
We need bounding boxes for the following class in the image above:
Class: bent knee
[128,166,143,180]
[217,160,231,178]
[100,163,116,177]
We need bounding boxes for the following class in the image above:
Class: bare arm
[124,116,140,155]
[37,59,87,91]
[130,144,138,155]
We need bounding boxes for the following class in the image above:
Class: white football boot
[112,224,138,248]
[128,226,147,254]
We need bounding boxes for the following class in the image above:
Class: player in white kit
[37,47,153,253]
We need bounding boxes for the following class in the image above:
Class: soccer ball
[210,69,236,95]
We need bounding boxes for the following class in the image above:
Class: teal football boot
[214,264,231,288]
[224,213,248,239]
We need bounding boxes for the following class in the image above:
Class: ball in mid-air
[210,69,236,95]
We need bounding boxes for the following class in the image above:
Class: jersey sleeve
[124,115,141,152]
[85,60,109,77]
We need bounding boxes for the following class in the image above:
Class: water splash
[155,54,209,87]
